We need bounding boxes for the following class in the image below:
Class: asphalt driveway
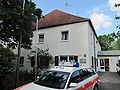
[98,72,120,90]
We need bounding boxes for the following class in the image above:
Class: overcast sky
[33,0,120,36]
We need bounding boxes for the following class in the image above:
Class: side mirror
[69,83,77,88]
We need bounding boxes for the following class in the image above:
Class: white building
[30,10,101,71]
[17,10,120,72]
[98,51,120,72]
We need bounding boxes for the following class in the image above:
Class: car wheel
[94,84,99,90]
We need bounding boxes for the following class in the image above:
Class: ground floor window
[100,59,104,66]
[55,55,78,64]
[60,56,67,62]
[20,56,24,67]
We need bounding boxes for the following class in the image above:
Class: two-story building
[30,10,101,71]
[16,9,120,73]
[16,10,109,72]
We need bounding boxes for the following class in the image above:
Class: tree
[0,46,16,75]
[0,0,42,88]
[0,46,16,89]
[98,33,115,50]
[99,3,120,51]
[98,31,120,50]
[28,48,53,75]
[114,3,120,50]
[0,0,42,49]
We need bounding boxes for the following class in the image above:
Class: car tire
[94,84,99,90]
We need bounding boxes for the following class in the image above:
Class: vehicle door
[86,68,99,90]
[66,68,92,90]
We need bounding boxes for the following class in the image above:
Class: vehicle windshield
[34,70,70,89]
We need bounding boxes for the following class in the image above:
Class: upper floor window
[61,31,69,40]
[38,34,44,43]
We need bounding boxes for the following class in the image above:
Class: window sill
[60,40,69,42]
[37,42,44,44]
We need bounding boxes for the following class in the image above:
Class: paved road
[98,72,120,90]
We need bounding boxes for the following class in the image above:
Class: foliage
[0,46,16,76]
[98,3,120,51]
[0,70,34,90]
[0,46,16,90]
[98,32,120,50]
[28,48,53,69]
[18,70,34,86]
[0,0,42,49]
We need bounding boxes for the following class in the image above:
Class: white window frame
[38,34,44,43]
[61,31,69,41]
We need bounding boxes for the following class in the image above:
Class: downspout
[93,33,96,71]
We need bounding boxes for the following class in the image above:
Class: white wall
[87,23,101,69]
[98,56,119,72]
[32,22,89,58]
[13,48,32,72]
[14,21,101,71]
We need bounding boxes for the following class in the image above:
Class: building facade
[30,10,101,71]
[98,51,120,72]
[16,10,120,72]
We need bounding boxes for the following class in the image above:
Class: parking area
[98,72,120,90]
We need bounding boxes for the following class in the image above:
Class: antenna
[64,0,79,16]
[65,1,71,7]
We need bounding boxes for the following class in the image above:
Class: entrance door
[105,59,109,71]
[99,59,109,72]
[100,59,105,72]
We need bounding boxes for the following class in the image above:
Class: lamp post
[35,16,38,80]
[15,0,25,88]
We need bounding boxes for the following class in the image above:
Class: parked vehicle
[14,63,100,90]
[116,60,120,74]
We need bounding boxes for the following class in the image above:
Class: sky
[33,0,120,36]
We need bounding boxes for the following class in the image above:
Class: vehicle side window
[79,68,90,80]
[70,71,81,83]
[87,68,96,76]
[67,71,81,88]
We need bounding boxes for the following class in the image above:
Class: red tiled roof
[34,9,89,29]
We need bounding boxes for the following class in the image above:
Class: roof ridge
[44,9,88,20]
[37,9,89,29]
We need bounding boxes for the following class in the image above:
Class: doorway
[105,59,109,71]
[100,59,109,72]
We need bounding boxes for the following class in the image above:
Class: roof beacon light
[73,62,79,67]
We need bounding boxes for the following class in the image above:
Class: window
[69,56,74,62]
[79,69,90,80]
[34,71,70,89]
[74,56,78,62]
[70,71,81,83]
[96,59,98,66]
[20,57,24,67]
[100,59,104,66]
[60,56,67,62]
[86,68,96,76]
[38,34,44,43]
[92,56,94,68]
[61,31,69,40]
